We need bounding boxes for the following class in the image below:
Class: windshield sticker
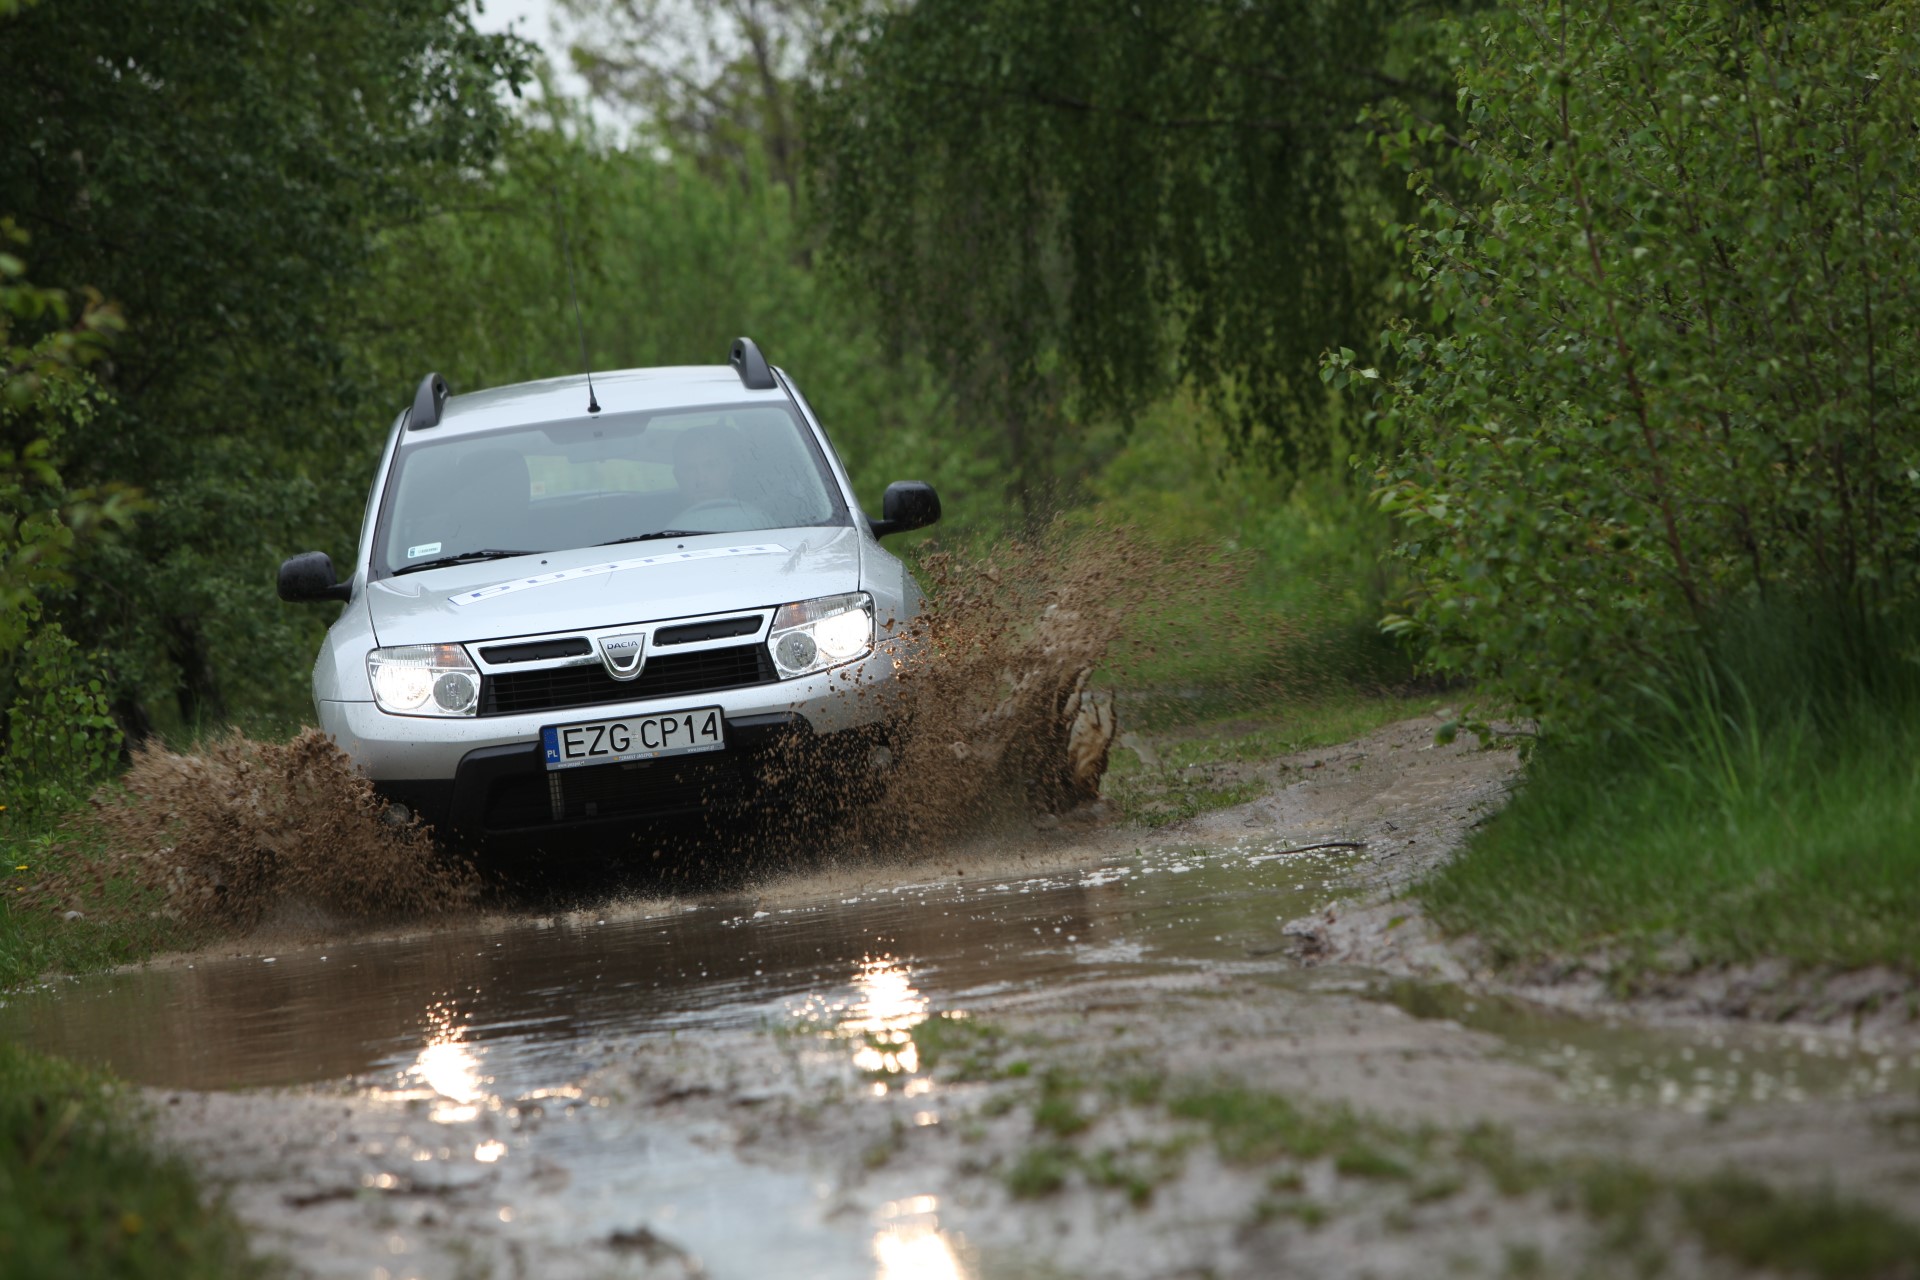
[447,543,791,607]
[406,541,443,559]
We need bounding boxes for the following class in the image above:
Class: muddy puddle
[8,806,1919,1277]
[0,839,1361,1094]
[9,832,1912,1112]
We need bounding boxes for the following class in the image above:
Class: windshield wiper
[392,549,537,577]
[595,530,708,547]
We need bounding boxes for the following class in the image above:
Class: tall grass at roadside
[1423,598,1920,976]
[0,1043,268,1277]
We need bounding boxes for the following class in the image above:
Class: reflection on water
[846,956,929,1076]
[396,997,495,1123]
[786,956,969,1098]
[873,1195,968,1280]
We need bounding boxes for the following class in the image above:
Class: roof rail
[729,337,776,391]
[408,372,449,430]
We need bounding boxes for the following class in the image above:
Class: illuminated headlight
[768,592,874,679]
[367,644,480,716]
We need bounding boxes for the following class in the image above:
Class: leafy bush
[2,624,120,818]
[1343,0,1920,733]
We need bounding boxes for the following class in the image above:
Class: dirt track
[10,711,1920,1277]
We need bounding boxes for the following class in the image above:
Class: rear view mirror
[278,551,351,603]
[869,481,941,539]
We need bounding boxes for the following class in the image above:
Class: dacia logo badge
[598,633,645,681]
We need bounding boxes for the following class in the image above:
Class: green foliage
[1422,597,1920,975]
[0,0,531,730]
[0,1044,266,1278]
[807,0,1450,482]
[1350,0,1920,732]
[0,228,135,656]
[3,624,120,817]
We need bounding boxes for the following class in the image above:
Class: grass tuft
[1004,1145,1075,1199]
[1678,1173,1920,1280]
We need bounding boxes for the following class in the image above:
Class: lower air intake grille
[480,644,776,716]
[482,754,749,828]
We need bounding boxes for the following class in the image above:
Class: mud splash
[853,525,1236,843]
[39,730,476,930]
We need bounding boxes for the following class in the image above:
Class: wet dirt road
[6,716,1919,1278]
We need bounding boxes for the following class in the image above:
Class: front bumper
[375,713,886,839]
[320,647,901,777]
[321,650,903,839]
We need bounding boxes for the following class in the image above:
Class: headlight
[768,592,873,679]
[367,644,480,716]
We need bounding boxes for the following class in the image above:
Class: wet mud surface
[7,714,1920,1278]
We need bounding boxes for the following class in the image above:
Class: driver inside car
[671,425,770,530]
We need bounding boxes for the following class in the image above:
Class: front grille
[480,643,777,716]
[654,615,763,646]
[479,636,593,664]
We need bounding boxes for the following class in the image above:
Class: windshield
[372,402,847,577]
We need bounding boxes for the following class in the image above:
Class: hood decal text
[447,544,790,607]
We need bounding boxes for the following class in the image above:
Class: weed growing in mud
[27,731,474,940]
[972,1058,1920,1275]
[1004,1144,1076,1199]
[1099,692,1443,828]
[1676,1173,1920,1280]
[1104,767,1265,829]
[1030,1070,1092,1137]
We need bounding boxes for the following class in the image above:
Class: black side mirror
[278,551,351,603]
[869,481,941,539]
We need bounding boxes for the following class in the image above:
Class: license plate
[541,706,725,770]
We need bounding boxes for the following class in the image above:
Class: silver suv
[277,339,940,843]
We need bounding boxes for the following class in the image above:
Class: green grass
[0,1043,267,1278]
[1423,599,1920,977]
[1063,405,1424,727]
[2,808,201,989]
[1004,1144,1076,1198]
[1142,693,1447,770]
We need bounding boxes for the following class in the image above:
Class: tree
[0,0,530,729]
[560,0,820,194]
[805,0,1456,495]
[1346,0,1920,732]
[0,223,132,656]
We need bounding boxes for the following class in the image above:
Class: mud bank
[1275,718,1920,1046]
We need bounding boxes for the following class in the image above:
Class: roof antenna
[554,196,600,415]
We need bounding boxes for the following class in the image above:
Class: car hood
[365,527,864,647]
